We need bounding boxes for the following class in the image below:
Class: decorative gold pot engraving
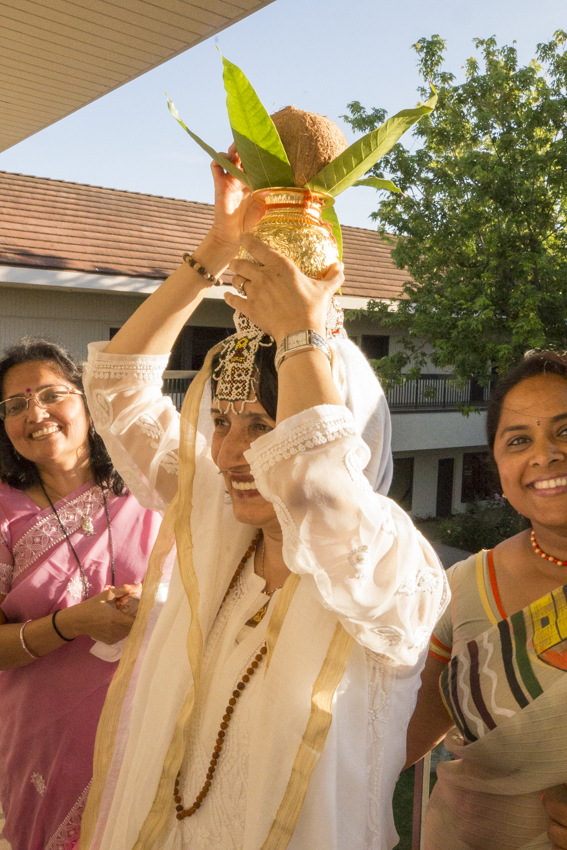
[239,187,339,279]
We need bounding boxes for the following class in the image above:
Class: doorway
[436,458,454,517]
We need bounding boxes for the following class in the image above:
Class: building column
[411,453,439,518]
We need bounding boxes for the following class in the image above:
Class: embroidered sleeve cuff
[246,405,356,476]
[86,342,170,384]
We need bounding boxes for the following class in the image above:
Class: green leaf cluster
[344,31,567,386]
[167,55,435,260]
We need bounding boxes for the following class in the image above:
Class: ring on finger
[236,280,248,297]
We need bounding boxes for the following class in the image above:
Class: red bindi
[25,388,31,393]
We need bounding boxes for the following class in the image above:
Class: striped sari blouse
[429,550,567,743]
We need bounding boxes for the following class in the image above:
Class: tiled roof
[0,171,413,299]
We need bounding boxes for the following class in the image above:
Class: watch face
[287,331,309,349]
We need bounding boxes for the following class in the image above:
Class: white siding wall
[0,285,146,359]
[391,410,487,453]
[393,445,488,518]
[0,285,236,360]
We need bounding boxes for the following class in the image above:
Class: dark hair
[486,351,567,455]
[210,337,278,419]
[0,337,126,495]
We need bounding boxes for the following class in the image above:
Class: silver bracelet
[274,330,331,372]
[20,619,40,659]
[182,253,221,287]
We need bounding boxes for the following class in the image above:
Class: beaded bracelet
[20,620,40,659]
[52,610,74,642]
[182,253,221,287]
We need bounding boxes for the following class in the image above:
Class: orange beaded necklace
[530,529,567,567]
[174,530,268,821]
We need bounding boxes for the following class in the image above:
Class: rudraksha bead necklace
[222,529,262,602]
[174,531,267,821]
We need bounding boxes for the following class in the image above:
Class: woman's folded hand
[58,585,141,645]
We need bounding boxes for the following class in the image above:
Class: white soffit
[0,0,275,153]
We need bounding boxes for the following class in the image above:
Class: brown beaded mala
[174,531,266,821]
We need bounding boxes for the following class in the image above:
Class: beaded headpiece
[212,312,272,413]
[213,297,347,412]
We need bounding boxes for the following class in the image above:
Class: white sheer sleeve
[246,405,449,666]
[83,342,180,514]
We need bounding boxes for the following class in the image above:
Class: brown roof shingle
[0,171,413,299]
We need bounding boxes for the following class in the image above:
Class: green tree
[345,31,567,387]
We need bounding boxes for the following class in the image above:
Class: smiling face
[493,373,567,529]
[2,361,91,475]
[210,399,278,529]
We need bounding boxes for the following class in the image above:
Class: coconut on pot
[270,106,348,187]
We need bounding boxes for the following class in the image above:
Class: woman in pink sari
[0,338,161,850]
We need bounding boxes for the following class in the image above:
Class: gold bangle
[182,253,221,287]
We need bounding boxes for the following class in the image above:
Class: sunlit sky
[0,0,562,228]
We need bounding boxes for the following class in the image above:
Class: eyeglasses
[0,385,84,420]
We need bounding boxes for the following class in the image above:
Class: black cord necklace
[40,481,115,599]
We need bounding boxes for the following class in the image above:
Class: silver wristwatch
[274,330,331,372]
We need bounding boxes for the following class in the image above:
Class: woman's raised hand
[226,234,344,344]
[61,584,142,644]
[207,147,265,258]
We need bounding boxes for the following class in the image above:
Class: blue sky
[0,0,563,228]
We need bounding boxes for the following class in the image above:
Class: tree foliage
[344,32,567,385]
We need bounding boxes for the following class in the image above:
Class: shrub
[436,496,529,553]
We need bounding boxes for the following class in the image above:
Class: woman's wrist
[271,322,327,347]
[54,606,82,641]
[191,231,239,278]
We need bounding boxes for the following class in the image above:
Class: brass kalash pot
[239,186,339,278]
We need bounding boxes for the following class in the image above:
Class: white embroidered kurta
[83,342,448,850]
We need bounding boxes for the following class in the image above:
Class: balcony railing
[163,371,197,411]
[163,372,490,413]
[386,375,490,412]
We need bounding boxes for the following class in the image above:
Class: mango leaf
[222,56,295,190]
[307,90,437,196]
[321,204,343,261]
[353,177,401,194]
[167,95,252,189]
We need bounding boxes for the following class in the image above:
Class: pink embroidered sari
[0,482,160,850]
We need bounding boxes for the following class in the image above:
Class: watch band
[274,330,331,372]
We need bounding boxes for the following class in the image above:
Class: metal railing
[162,372,196,411]
[386,375,490,412]
[162,372,490,414]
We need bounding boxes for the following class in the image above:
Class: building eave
[1,0,276,153]
[0,264,376,309]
